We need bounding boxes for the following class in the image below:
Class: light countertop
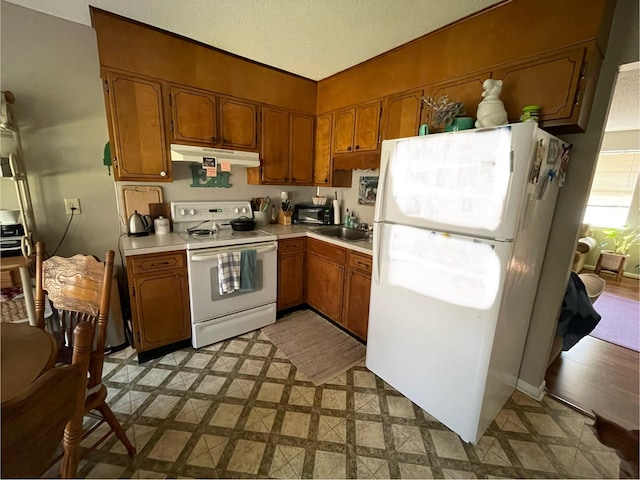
[120,232,186,256]
[259,224,373,256]
[121,224,373,257]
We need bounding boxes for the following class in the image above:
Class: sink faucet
[350,218,368,231]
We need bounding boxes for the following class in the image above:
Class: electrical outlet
[64,198,81,215]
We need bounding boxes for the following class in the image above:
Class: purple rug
[589,293,640,352]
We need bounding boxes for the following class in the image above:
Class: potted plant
[597,225,640,273]
[424,96,471,131]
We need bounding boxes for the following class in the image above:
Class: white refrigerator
[366,122,569,444]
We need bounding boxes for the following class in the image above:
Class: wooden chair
[34,242,136,462]
[1,321,93,478]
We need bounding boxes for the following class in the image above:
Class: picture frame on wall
[358,176,378,206]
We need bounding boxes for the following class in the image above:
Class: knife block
[278,209,292,226]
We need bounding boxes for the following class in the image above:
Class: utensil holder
[253,211,269,226]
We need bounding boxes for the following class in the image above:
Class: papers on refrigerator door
[390,127,512,231]
[386,225,502,310]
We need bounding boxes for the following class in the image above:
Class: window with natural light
[584,150,640,228]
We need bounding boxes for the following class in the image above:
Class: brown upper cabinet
[492,43,597,132]
[219,97,259,151]
[289,113,315,185]
[314,113,351,187]
[103,71,171,182]
[169,85,260,151]
[169,85,218,146]
[249,107,314,185]
[424,73,490,131]
[333,100,382,154]
[381,89,425,140]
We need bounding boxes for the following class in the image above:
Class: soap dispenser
[344,208,350,227]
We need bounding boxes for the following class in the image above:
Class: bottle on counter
[344,208,350,227]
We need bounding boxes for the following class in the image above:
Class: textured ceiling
[605,62,640,132]
[4,0,502,81]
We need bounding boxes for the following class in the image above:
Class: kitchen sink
[317,226,367,242]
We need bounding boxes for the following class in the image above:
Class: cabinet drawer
[130,251,186,275]
[348,252,372,273]
[279,238,306,254]
[307,238,346,264]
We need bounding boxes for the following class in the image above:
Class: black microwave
[292,203,334,225]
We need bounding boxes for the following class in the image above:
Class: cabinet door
[170,86,218,145]
[219,97,259,150]
[261,107,289,183]
[278,251,305,310]
[353,101,382,152]
[130,269,191,352]
[314,114,332,186]
[290,113,314,185]
[425,73,489,130]
[382,89,424,140]
[343,268,372,341]
[105,72,170,181]
[492,45,589,130]
[305,253,344,323]
[333,108,356,153]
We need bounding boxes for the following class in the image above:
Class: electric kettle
[127,210,152,236]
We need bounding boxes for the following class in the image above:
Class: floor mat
[590,293,640,352]
[262,309,366,386]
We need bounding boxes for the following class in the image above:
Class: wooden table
[0,255,36,325]
[0,322,58,402]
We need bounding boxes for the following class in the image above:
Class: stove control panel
[171,201,253,224]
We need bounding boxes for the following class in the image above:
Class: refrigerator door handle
[373,223,381,285]
[374,149,391,223]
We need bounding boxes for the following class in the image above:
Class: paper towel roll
[332,200,341,225]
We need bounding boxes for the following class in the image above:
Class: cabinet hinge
[168,94,172,106]
[104,80,109,93]
[580,59,589,79]
[131,285,135,297]
[137,331,141,343]
[574,87,583,106]
[170,120,174,131]
[379,107,383,119]
[113,156,118,168]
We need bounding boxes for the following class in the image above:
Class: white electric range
[171,201,277,348]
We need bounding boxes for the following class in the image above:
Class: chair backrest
[1,321,93,478]
[34,241,115,390]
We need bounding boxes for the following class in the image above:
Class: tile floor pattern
[74,326,622,479]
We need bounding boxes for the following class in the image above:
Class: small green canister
[520,105,540,123]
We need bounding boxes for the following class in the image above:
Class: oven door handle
[191,243,276,261]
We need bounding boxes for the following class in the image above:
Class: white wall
[518,0,639,393]
[1,1,118,260]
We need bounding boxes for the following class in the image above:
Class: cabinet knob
[324,178,328,182]
[347,146,352,151]
[160,171,167,177]
[355,145,360,150]
[292,177,296,182]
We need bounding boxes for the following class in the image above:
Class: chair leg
[96,401,136,456]
[61,417,83,478]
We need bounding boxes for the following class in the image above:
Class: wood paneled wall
[317,0,615,113]
[90,8,317,115]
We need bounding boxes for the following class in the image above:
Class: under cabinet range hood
[170,144,260,167]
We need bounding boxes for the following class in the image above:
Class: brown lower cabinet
[277,238,306,310]
[302,238,372,341]
[343,252,372,340]
[126,250,191,352]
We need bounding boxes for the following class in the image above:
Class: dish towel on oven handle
[240,249,256,292]
[217,252,241,294]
